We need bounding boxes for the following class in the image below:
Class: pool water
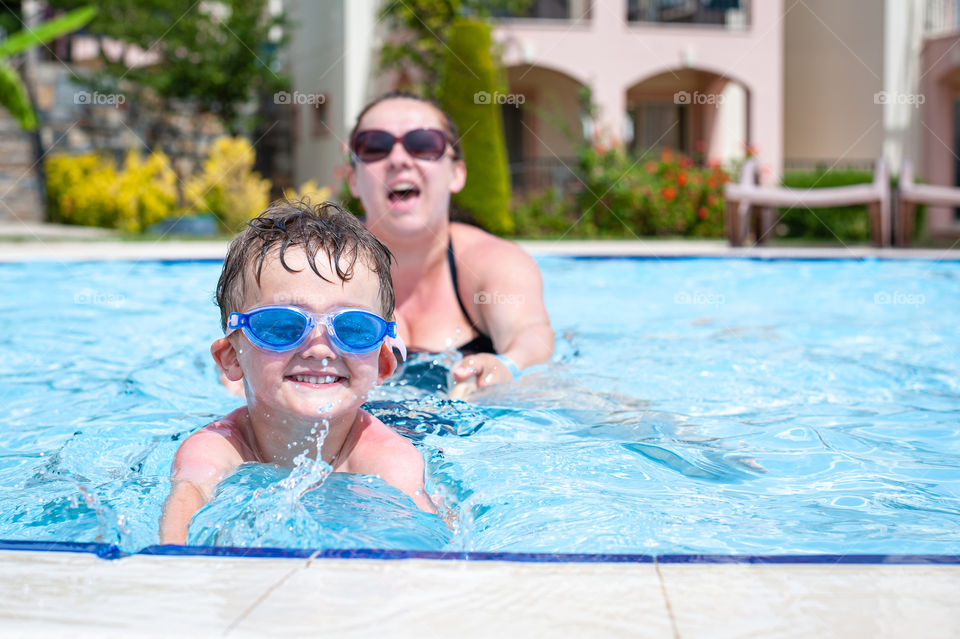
[1,257,958,555]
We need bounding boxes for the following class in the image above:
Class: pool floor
[1,549,958,637]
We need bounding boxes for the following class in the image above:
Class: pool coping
[1,539,957,565]
[2,238,960,261]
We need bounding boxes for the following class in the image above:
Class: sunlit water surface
[1,257,958,555]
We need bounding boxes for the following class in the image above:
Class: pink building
[286,0,960,241]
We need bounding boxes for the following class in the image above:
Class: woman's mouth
[387,181,421,204]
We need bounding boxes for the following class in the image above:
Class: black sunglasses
[350,128,451,163]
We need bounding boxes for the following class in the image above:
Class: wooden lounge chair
[724,158,890,247]
[895,160,960,247]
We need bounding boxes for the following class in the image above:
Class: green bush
[778,168,875,242]
[437,19,513,234]
[511,148,729,239]
[574,146,728,238]
[512,188,583,238]
[46,150,178,232]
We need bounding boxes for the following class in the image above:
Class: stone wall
[0,110,44,224]
[1,60,294,224]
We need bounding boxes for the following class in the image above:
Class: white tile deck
[2,551,957,637]
[659,562,960,639]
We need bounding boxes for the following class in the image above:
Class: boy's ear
[377,342,399,383]
[211,337,244,381]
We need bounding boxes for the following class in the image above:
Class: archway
[625,68,749,165]
[503,64,589,191]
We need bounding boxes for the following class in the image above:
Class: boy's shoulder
[173,407,256,477]
[340,409,423,474]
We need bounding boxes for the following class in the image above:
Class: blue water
[1,257,959,555]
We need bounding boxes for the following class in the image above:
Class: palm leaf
[0,6,97,59]
[0,62,37,130]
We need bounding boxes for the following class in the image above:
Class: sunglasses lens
[352,130,395,162]
[403,129,447,160]
[249,308,307,349]
[332,311,385,351]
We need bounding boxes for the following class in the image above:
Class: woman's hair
[215,199,395,331]
[349,90,464,161]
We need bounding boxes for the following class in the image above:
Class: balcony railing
[509,157,582,193]
[490,0,591,22]
[627,0,749,28]
[924,0,959,37]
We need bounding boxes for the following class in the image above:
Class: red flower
[661,149,674,163]
[697,206,709,219]
[681,157,694,169]
[645,161,657,174]
[677,172,688,187]
[707,177,718,189]
[663,186,677,200]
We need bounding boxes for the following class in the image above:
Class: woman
[347,92,554,391]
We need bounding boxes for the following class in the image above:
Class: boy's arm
[351,418,437,514]
[378,445,436,513]
[158,428,244,545]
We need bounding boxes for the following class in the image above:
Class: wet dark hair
[215,199,395,331]
[348,90,464,164]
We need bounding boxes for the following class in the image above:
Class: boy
[159,200,435,545]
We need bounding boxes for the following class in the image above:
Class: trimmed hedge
[779,168,874,242]
[437,19,513,234]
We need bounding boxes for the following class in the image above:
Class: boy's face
[214,246,392,425]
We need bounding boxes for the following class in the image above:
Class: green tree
[438,18,512,234]
[379,0,529,98]
[47,0,285,132]
[0,5,96,130]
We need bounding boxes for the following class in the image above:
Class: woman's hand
[451,353,515,390]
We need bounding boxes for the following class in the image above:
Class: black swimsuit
[446,239,496,354]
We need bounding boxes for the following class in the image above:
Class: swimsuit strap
[448,236,483,333]
[447,235,497,354]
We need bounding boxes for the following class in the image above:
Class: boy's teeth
[293,374,339,384]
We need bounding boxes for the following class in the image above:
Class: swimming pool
[1,256,958,556]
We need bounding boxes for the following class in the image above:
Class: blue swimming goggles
[226,305,400,355]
